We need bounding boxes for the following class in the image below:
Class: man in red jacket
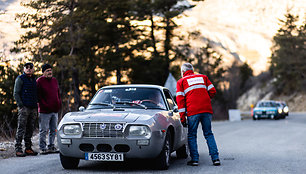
[37,63,61,154]
[176,63,220,166]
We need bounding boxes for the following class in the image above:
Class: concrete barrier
[229,109,241,121]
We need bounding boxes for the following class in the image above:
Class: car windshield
[276,103,282,107]
[257,102,276,107]
[87,87,167,110]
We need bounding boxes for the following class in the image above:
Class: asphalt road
[0,112,305,174]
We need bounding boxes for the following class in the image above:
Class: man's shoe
[47,147,59,153]
[25,148,38,156]
[213,159,221,166]
[40,149,49,155]
[187,160,199,166]
[16,151,26,157]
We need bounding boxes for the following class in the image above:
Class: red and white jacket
[176,70,216,120]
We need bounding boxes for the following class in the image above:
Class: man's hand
[180,116,187,127]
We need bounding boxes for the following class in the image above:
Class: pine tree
[270,12,306,94]
[239,62,253,90]
[12,0,205,112]
[0,63,19,138]
[128,0,196,85]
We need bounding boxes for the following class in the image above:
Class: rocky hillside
[177,0,306,112]
[177,0,305,75]
[0,0,31,62]
[1,0,305,66]
[237,79,306,112]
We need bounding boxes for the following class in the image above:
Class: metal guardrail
[240,111,252,120]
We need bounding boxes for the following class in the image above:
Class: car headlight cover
[278,108,283,114]
[63,124,81,135]
[129,125,151,137]
[283,106,289,113]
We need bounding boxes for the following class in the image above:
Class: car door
[163,89,187,149]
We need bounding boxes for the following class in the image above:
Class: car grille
[82,123,125,138]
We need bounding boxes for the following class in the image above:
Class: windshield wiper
[114,101,147,110]
[89,102,114,107]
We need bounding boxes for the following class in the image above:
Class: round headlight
[63,124,81,135]
[283,106,289,113]
[278,108,283,113]
[129,126,151,137]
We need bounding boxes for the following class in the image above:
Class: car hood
[254,107,277,111]
[62,109,162,123]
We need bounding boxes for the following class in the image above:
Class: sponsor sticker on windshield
[104,89,112,93]
[125,88,136,91]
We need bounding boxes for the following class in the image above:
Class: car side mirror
[173,106,178,112]
[79,106,85,111]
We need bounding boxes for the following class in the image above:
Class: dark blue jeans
[187,113,219,161]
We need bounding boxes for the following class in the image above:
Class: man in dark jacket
[37,63,61,154]
[13,62,38,157]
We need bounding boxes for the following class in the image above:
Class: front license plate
[85,153,124,161]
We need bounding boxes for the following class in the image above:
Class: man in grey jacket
[13,62,38,157]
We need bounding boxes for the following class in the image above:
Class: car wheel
[253,117,257,120]
[155,131,171,170]
[60,153,80,169]
[176,144,188,159]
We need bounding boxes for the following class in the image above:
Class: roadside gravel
[0,132,57,159]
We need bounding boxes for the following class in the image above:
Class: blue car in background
[253,100,285,120]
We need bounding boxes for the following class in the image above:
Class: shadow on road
[69,155,187,172]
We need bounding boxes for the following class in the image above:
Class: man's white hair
[181,63,194,73]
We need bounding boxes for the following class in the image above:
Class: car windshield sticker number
[187,77,204,86]
[100,124,106,130]
[125,88,136,91]
[114,124,123,130]
[104,89,112,93]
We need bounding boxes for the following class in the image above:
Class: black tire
[60,153,80,169]
[253,117,256,120]
[155,131,171,170]
[176,144,188,159]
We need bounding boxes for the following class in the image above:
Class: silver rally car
[57,85,188,170]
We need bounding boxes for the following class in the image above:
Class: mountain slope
[177,0,305,74]
[1,0,305,71]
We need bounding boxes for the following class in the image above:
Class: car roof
[101,84,167,91]
[258,100,275,103]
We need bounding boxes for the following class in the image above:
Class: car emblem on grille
[100,123,106,130]
[114,124,123,130]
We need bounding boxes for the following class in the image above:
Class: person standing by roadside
[37,63,61,154]
[176,62,220,166]
[13,62,38,157]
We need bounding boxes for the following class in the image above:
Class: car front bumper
[57,131,165,159]
[253,113,280,119]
